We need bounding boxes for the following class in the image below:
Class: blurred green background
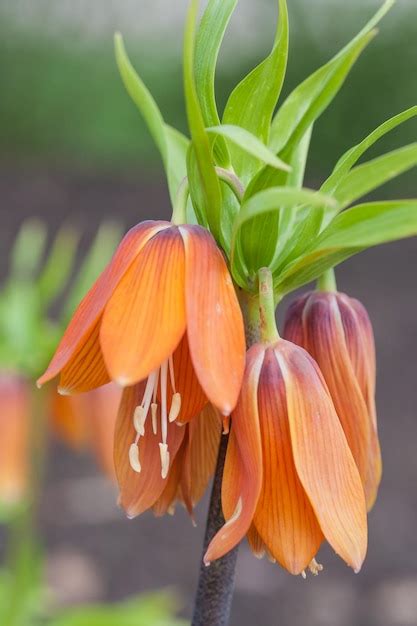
[0,1,417,626]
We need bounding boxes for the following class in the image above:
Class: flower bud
[284,291,381,510]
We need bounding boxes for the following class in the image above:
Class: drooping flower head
[38,221,245,481]
[206,339,368,576]
[284,290,381,509]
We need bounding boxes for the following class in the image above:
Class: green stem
[258,268,280,343]
[317,268,337,292]
[172,167,244,226]
[172,177,189,225]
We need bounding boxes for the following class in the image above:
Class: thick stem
[317,268,337,292]
[191,432,238,626]
[258,267,280,343]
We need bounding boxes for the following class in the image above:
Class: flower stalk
[258,267,280,343]
[191,431,239,626]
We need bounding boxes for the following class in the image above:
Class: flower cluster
[36,0,417,581]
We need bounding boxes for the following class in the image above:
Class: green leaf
[38,227,79,307]
[194,0,237,167]
[222,0,289,182]
[10,220,47,281]
[114,33,189,205]
[269,0,395,157]
[231,187,337,286]
[286,125,313,189]
[275,199,417,293]
[183,0,223,243]
[322,105,417,195]
[206,125,291,171]
[333,143,417,208]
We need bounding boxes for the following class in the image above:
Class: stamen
[160,360,168,445]
[301,570,307,580]
[133,406,146,436]
[151,403,158,434]
[308,558,323,576]
[169,392,182,422]
[168,354,176,392]
[159,442,170,479]
[129,443,141,473]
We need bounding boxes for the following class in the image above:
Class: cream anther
[169,392,182,422]
[129,443,141,473]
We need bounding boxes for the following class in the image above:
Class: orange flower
[284,291,381,509]
[0,373,30,508]
[115,396,221,518]
[51,383,122,481]
[38,222,245,480]
[205,340,367,576]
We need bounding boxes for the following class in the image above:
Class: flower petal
[276,341,368,572]
[341,295,382,509]
[254,348,323,575]
[58,317,110,393]
[303,294,372,493]
[38,221,167,387]
[115,383,186,518]
[204,345,264,564]
[168,335,207,425]
[181,403,221,508]
[181,225,245,415]
[101,227,186,386]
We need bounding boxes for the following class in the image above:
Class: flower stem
[172,177,189,225]
[191,432,239,626]
[258,267,279,343]
[317,268,337,292]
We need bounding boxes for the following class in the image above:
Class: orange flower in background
[284,291,382,509]
[0,374,30,508]
[205,340,368,576]
[115,401,221,519]
[38,221,245,480]
[51,383,122,480]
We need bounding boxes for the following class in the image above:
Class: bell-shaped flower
[38,222,245,479]
[284,291,381,509]
[205,340,368,576]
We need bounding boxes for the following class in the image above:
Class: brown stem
[191,432,239,626]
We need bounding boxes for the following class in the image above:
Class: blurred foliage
[0,0,416,193]
[0,220,122,377]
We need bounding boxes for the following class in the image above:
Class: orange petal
[181,225,245,415]
[88,383,122,481]
[167,335,207,425]
[38,221,167,387]
[58,317,110,394]
[50,392,90,450]
[0,375,30,506]
[115,383,186,518]
[303,294,372,493]
[153,441,185,517]
[341,295,382,509]
[247,525,267,559]
[181,403,221,509]
[101,227,186,386]
[253,348,323,575]
[276,341,368,572]
[204,345,264,564]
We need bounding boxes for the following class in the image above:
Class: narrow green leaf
[275,199,417,293]
[286,125,313,189]
[184,0,223,242]
[10,220,47,281]
[333,143,417,208]
[223,0,289,182]
[194,0,237,166]
[315,200,417,248]
[269,0,395,157]
[322,105,417,194]
[114,33,189,205]
[206,125,291,171]
[38,227,79,306]
[231,187,337,283]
